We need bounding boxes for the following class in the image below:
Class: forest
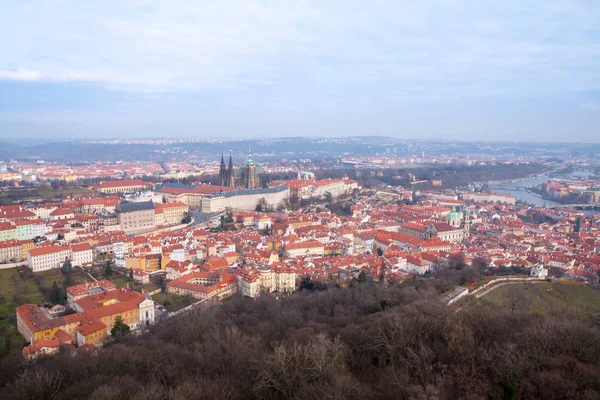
[1,272,600,400]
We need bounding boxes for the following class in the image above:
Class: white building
[237,266,296,298]
[70,243,94,267]
[530,263,549,278]
[28,246,71,272]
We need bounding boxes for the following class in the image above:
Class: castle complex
[219,151,262,189]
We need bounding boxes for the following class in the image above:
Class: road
[188,211,226,229]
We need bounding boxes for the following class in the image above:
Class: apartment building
[27,243,95,271]
[70,243,94,267]
[155,201,189,226]
[462,192,516,205]
[0,205,36,221]
[97,179,153,194]
[116,201,156,233]
[237,265,296,298]
[66,280,117,306]
[167,271,238,300]
[0,240,21,263]
[28,246,71,271]
[284,240,325,257]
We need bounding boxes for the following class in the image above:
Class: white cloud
[0,0,598,100]
[0,70,41,81]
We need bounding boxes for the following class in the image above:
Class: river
[490,170,599,215]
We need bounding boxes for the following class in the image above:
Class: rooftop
[117,201,155,213]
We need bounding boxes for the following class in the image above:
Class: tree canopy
[110,316,130,338]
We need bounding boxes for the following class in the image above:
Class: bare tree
[506,286,527,315]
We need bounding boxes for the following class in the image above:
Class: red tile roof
[29,246,70,257]
[97,179,152,189]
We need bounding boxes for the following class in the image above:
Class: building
[219,154,236,188]
[0,240,21,263]
[243,152,258,189]
[14,219,49,240]
[218,151,262,189]
[70,243,94,267]
[201,186,289,212]
[0,221,16,241]
[17,288,155,355]
[27,243,94,271]
[400,222,464,244]
[236,265,297,298]
[97,179,153,194]
[76,318,107,347]
[125,253,164,273]
[80,196,120,214]
[157,183,235,208]
[269,177,358,200]
[28,246,71,272]
[0,205,36,221]
[32,204,58,220]
[49,208,75,221]
[285,240,325,257]
[155,201,189,226]
[462,192,516,205]
[66,280,117,306]
[167,271,238,300]
[530,263,549,278]
[116,201,156,233]
[426,223,464,243]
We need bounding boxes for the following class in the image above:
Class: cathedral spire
[219,153,227,186]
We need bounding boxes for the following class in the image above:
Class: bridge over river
[547,203,600,210]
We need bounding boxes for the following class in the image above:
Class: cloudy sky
[1,0,599,141]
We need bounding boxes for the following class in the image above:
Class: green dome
[447,211,461,219]
[446,206,461,220]
[245,153,255,166]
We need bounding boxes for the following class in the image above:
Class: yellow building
[116,201,156,233]
[125,253,165,273]
[97,179,152,194]
[155,202,189,226]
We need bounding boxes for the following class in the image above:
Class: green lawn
[88,266,130,288]
[480,281,600,316]
[141,284,160,293]
[0,187,91,205]
[0,266,89,354]
[152,292,196,312]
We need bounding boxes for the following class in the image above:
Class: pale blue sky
[1,1,599,141]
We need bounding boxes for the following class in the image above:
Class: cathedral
[219,151,262,189]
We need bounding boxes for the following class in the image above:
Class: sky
[1,0,599,142]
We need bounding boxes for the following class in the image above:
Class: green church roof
[245,152,255,166]
[446,206,461,220]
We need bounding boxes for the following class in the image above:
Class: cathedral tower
[227,153,235,187]
[219,154,227,186]
[244,150,257,189]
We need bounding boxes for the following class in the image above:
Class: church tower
[227,153,235,187]
[244,149,257,189]
[446,206,461,228]
[462,209,471,237]
[219,154,227,186]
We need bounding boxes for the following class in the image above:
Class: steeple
[219,153,226,186]
[227,153,235,187]
[245,146,255,166]
[243,146,257,188]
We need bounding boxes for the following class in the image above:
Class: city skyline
[1,1,600,141]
